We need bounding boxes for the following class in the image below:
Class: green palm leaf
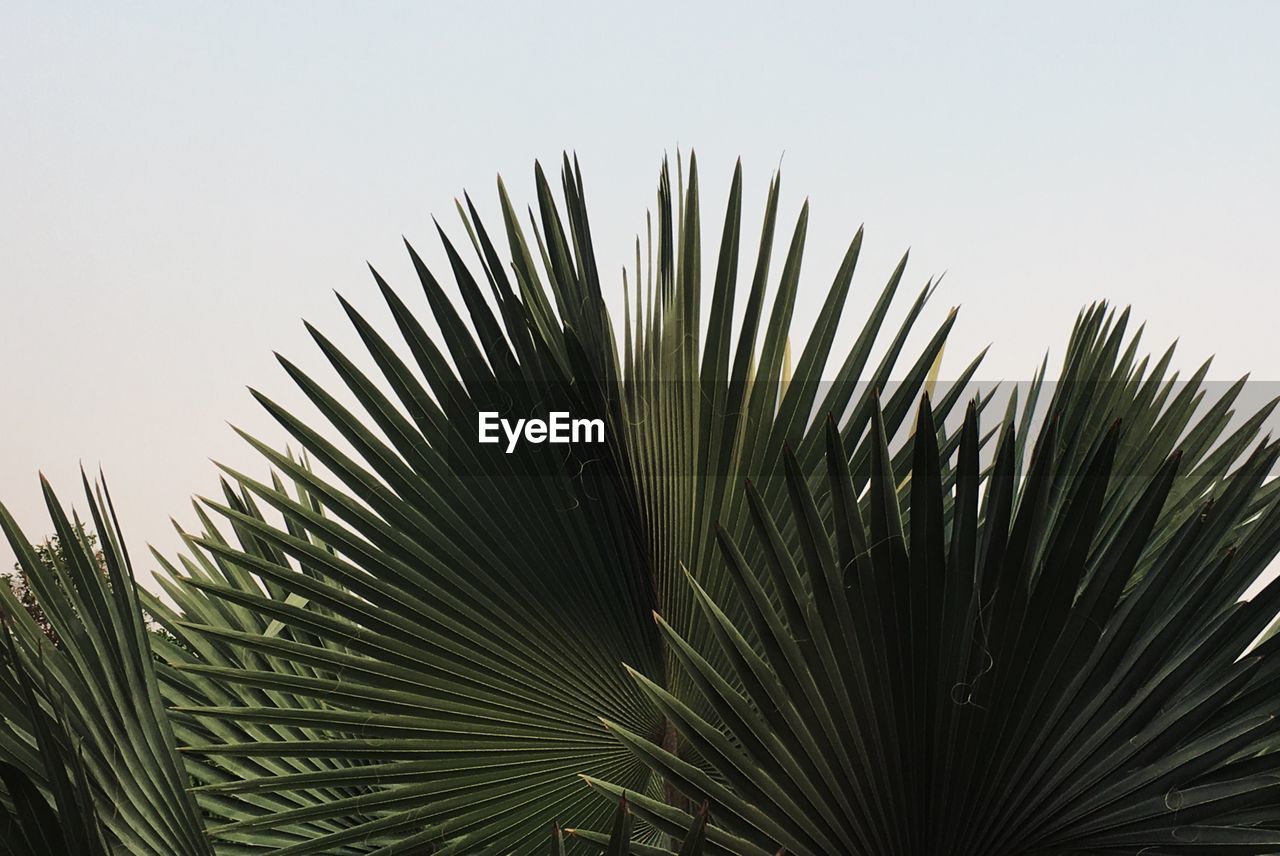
[0,475,210,855]
[159,155,1278,853]
[155,153,971,853]
[3,154,1277,855]
[587,396,1280,854]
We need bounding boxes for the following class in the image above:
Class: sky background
[2,1,1278,590]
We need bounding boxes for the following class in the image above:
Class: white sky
[1,1,1278,590]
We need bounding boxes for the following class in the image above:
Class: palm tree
[2,154,1278,854]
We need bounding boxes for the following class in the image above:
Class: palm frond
[586,395,1280,854]
[156,153,969,853]
[0,475,210,855]
[2,154,1277,856]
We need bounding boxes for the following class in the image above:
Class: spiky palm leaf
[2,155,1277,855]
[0,622,111,855]
[564,796,710,856]
[148,154,977,853]
[582,392,1280,854]
[0,476,209,855]
[167,157,1276,852]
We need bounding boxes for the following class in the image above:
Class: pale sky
[2,1,1278,589]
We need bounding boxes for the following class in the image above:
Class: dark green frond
[592,397,1280,854]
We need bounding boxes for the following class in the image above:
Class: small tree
[2,525,105,647]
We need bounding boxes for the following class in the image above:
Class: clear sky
[2,1,1278,589]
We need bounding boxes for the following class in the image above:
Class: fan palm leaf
[583,394,1280,854]
[157,154,975,853]
[0,475,210,855]
[158,156,1278,853]
[2,154,1277,855]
